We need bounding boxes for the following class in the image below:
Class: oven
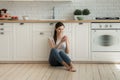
[91,23,120,52]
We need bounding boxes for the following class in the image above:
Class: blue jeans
[49,48,71,66]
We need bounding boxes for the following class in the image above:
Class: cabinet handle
[49,23,54,26]
[40,32,44,35]
[0,28,4,30]
[0,32,4,35]
[20,23,24,25]
[0,23,4,25]
[79,23,83,25]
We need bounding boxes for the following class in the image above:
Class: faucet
[52,6,55,19]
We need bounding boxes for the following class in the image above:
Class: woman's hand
[61,35,68,43]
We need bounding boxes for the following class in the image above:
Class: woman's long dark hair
[53,22,65,44]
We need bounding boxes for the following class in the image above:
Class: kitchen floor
[0,64,120,80]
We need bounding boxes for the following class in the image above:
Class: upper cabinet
[54,0,72,1]
[53,0,72,1]
[34,0,72,1]
[0,0,35,1]
[34,0,53,1]
[12,0,34,1]
[0,0,72,1]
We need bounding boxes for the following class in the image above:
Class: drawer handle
[0,32,4,35]
[0,23,4,25]
[49,23,54,26]
[20,23,24,25]
[40,32,44,35]
[79,23,83,25]
[0,28,4,30]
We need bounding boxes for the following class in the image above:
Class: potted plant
[82,9,90,20]
[73,9,91,20]
[73,9,83,20]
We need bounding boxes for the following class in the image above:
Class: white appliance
[91,23,120,52]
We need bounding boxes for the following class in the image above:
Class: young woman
[48,22,76,72]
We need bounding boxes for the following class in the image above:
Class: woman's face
[56,26,65,34]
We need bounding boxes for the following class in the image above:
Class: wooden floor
[0,64,120,80]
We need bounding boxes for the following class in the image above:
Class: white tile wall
[0,0,120,20]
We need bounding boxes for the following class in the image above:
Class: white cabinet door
[34,0,71,1]
[0,0,34,1]
[0,0,12,1]
[73,23,90,61]
[33,23,53,61]
[64,23,73,59]
[14,23,32,61]
[53,0,72,1]
[11,0,34,1]
[0,23,14,61]
[0,0,72,1]
[33,31,52,61]
[34,0,53,1]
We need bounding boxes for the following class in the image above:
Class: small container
[22,16,29,20]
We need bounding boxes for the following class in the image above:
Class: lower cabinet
[0,23,14,61]
[0,22,90,62]
[33,30,52,61]
[32,23,53,61]
[13,23,33,61]
[72,23,90,61]
[92,52,120,61]
[64,23,73,59]
[0,31,14,61]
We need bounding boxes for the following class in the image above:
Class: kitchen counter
[0,20,120,23]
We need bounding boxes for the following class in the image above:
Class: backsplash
[0,0,120,20]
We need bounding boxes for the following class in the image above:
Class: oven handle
[91,29,120,30]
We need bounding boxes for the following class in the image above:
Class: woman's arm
[48,38,63,49]
[65,36,70,54]
[48,38,55,48]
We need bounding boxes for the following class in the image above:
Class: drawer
[33,23,54,31]
[92,52,120,61]
[13,23,32,31]
[0,23,13,31]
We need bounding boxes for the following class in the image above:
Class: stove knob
[110,25,112,27]
[99,25,102,28]
[105,24,108,28]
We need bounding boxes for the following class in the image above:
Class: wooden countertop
[0,20,120,23]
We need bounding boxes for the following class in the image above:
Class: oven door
[91,30,120,52]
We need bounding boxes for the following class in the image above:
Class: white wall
[0,0,120,20]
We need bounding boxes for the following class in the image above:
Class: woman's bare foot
[68,67,76,72]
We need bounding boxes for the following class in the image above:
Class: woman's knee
[50,48,59,57]
[50,48,59,53]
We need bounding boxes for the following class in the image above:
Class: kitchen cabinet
[0,23,14,61]
[72,23,90,61]
[0,22,90,62]
[63,23,73,59]
[34,0,53,1]
[13,23,33,61]
[11,0,34,1]
[32,23,73,61]
[0,0,12,1]
[53,0,72,1]
[0,0,34,1]
[92,52,120,61]
[32,23,53,61]
[34,0,71,1]
[0,0,71,1]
